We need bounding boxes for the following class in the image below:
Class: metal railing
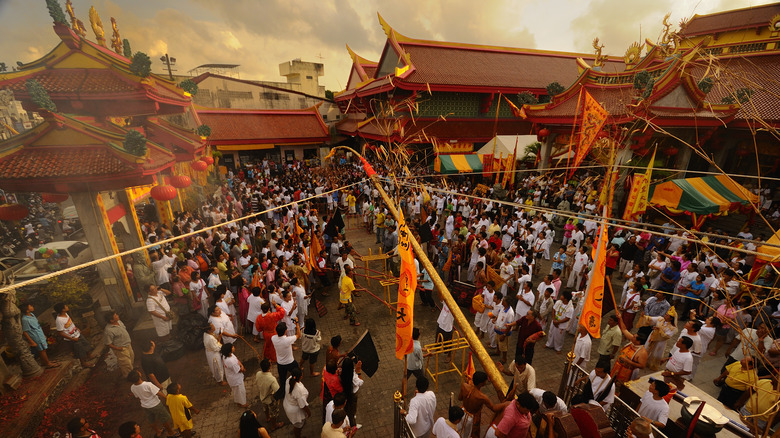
[393,391,417,438]
[558,357,589,406]
[608,396,668,438]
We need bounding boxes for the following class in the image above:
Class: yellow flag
[581,213,608,338]
[570,91,608,176]
[309,230,322,272]
[395,209,417,360]
[622,148,656,221]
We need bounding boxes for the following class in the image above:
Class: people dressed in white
[203,324,224,384]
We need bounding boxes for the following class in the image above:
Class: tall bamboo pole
[327,146,509,397]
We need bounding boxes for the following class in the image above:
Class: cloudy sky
[0,0,775,91]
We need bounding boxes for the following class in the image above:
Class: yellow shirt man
[340,275,355,304]
[166,393,194,432]
[376,211,386,229]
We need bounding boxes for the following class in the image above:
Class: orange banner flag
[309,230,322,272]
[395,209,417,360]
[622,148,656,221]
[465,351,476,381]
[581,210,608,338]
[570,91,608,176]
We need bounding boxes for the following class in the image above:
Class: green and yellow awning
[434,154,484,174]
[648,175,758,216]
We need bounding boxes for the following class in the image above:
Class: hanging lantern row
[149,185,177,201]
[0,203,29,221]
[191,160,208,171]
[41,193,69,203]
[201,156,215,165]
[170,175,192,188]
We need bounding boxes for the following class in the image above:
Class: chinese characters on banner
[570,91,608,177]
[581,214,608,338]
[623,149,656,221]
[395,209,417,359]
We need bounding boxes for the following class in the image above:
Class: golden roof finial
[65,0,87,37]
[659,13,680,57]
[89,6,107,47]
[592,38,607,67]
[624,41,645,67]
[110,17,122,54]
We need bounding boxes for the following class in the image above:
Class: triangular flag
[465,351,476,381]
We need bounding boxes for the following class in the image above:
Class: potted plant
[48,274,94,318]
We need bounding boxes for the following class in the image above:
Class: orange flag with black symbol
[309,230,322,272]
[570,91,608,177]
[581,208,608,338]
[395,209,417,360]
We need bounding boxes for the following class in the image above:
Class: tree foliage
[45,0,68,25]
[122,39,132,58]
[325,90,335,100]
[123,129,148,157]
[179,79,199,95]
[633,70,651,90]
[129,52,151,77]
[516,91,538,105]
[697,77,714,94]
[546,82,565,97]
[196,124,212,138]
[25,79,57,112]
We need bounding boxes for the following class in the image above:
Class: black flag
[324,212,345,238]
[347,330,380,377]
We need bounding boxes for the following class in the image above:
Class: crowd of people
[21,154,780,437]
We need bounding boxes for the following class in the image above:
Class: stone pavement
[181,215,730,438]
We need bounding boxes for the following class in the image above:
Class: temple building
[524,3,780,178]
[335,14,624,168]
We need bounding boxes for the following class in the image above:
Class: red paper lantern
[665,146,679,155]
[538,128,550,138]
[170,175,192,188]
[41,193,69,203]
[191,160,208,171]
[0,204,29,221]
[149,185,177,201]
[201,156,215,165]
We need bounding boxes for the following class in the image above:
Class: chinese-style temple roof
[345,45,378,89]
[0,113,175,193]
[523,44,740,127]
[335,14,625,103]
[195,106,329,150]
[679,3,780,37]
[337,115,530,144]
[144,115,206,161]
[0,23,191,117]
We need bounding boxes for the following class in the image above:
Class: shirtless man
[458,371,509,438]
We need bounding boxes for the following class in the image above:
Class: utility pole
[160,54,176,81]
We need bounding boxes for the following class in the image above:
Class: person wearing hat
[637,379,670,429]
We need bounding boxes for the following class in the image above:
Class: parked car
[0,256,32,286]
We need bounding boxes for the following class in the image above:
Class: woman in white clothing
[203,323,225,385]
[246,287,265,342]
[221,343,248,407]
[283,368,310,438]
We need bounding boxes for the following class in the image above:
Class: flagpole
[325,146,509,398]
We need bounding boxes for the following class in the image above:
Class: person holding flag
[458,370,510,438]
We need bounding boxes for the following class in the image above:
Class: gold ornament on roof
[770,13,780,32]
[110,17,122,54]
[659,13,680,57]
[592,38,608,67]
[65,0,87,38]
[624,41,644,66]
[89,6,106,47]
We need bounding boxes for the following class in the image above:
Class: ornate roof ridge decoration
[346,44,378,82]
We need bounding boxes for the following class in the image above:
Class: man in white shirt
[567,247,589,289]
[573,324,592,369]
[637,380,670,429]
[669,320,702,380]
[54,302,94,368]
[431,406,464,438]
[128,369,175,437]
[530,388,568,415]
[515,282,535,323]
[491,294,515,363]
[146,285,173,340]
[271,321,301,391]
[662,336,693,388]
[402,377,437,438]
[546,291,574,352]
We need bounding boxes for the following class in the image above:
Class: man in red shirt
[255,301,286,361]
[486,393,538,438]
[510,310,544,365]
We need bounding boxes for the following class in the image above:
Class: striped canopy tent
[434,154,484,174]
[648,175,758,229]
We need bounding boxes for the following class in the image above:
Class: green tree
[129,52,152,77]
[179,79,199,95]
[45,0,68,25]
[25,79,57,112]
[325,90,335,100]
[123,130,147,156]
